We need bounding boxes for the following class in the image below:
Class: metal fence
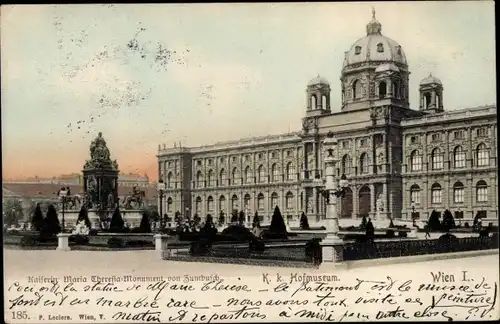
[342,235,498,261]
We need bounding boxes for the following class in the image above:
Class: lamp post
[317,132,350,263]
[157,179,166,229]
[58,188,68,232]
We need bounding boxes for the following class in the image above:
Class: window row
[409,180,489,205]
[195,163,298,188]
[409,144,491,172]
[191,192,296,214]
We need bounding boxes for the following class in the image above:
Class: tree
[441,209,455,232]
[77,206,92,229]
[300,212,310,230]
[3,199,23,227]
[360,215,368,230]
[201,214,217,236]
[139,211,152,233]
[31,203,45,231]
[252,212,261,229]
[41,204,61,236]
[269,206,287,233]
[238,210,245,225]
[218,210,225,225]
[109,206,124,232]
[230,210,238,223]
[428,210,442,232]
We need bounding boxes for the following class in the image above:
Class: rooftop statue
[84,132,117,170]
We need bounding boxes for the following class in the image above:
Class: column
[431,91,436,107]
[303,144,308,179]
[312,142,317,176]
[296,188,300,218]
[352,185,359,219]
[370,183,375,218]
[312,187,318,221]
[280,188,285,212]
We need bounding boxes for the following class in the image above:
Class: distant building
[118,173,150,187]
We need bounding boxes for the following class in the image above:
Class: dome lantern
[366,7,382,35]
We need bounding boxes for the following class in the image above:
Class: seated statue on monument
[122,186,145,210]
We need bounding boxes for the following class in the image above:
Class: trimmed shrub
[190,238,212,256]
[77,206,92,229]
[221,225,254,242]
[269,206,287,234]
[41,205,61,236]
[20,236,36,247]
[88,229,98,236]
[441,209,455,232]
[125,240,154,247]
[70,235,89,245]
[305,238,322,265]
[398,231,408,238]
[31,203,45,232]
[249,237,265,253]
[139,212,152,233]
[230,210,238,224]
[360,216,368,231]
[107,237,124,248]
[238,211,246,225]
[218,211,225,225]
[300,212,310,230]
[385,230,395,238]
[464,222,470,228]
[428,210,442,232]
[109,207,124,232]
[252,212,261,229]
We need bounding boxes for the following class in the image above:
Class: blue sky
[1,2,496,179]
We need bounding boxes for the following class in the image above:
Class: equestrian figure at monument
[123,186,145,209]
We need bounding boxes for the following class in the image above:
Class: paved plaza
[4,248,499,281]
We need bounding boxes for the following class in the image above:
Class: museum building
[157,11,497,223]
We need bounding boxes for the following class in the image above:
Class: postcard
[2,2,498,323]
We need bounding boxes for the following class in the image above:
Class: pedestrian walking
[424,223,431,239]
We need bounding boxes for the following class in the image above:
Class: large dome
[342,9,407,69]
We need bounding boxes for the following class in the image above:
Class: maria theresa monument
[157,10,497,224]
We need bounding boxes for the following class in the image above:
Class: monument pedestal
[320,234,344,263]
[56,233,71,251]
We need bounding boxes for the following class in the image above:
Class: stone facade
[157,11,497,223]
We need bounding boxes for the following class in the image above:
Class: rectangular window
[410,191,421,204]
[258,198,264,210]
[477,187,488,202]
[454,188,464,203]
[432,154,443,170]
[286,197,293,209]
[410,136,417,144]
[431,189,442,204]
[454,152,466,168]
[454,130,464,139]
[411,155,422,172]
[477,149,489,167]
[431,133,441,142]
[360,139,367,147]
[477,128,488,137]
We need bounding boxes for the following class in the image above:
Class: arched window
[195,196,202,214]
[377,43,384,53]
[453,182,464,203]
[431,148,443,170]
[453,146,466,168]
[392,81,400,98]
[352,80,361,99]
[167,197,173,213]
[244,194,251,210]
[271,192,279,209]
[410,185,421,204]
[258,165,265,183]
[232,167,240,185]
[219,168,226,185]
[167,172,173,188]
[476,180,488,202]
[476,143,489,167]
[219,195,226,213]
[425,93,431,108]
[286,162,295,181]
[322,95,327,109]
[431,183,442,204]
[310,95,317,110]
[231,194,239,211]
[360,153,369,174]
[285,192,294,210]
[378,81,387,98]
[244,166,251,184]
[207,196,214,213]
[271,163,280,182]
[207,170,214,187]
[342,154,351,174]
[257,193,265,210]
[410,150,422,172]
[196,171,203,188]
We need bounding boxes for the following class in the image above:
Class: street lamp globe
[157,179,166,193]
[339,174,348,188]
